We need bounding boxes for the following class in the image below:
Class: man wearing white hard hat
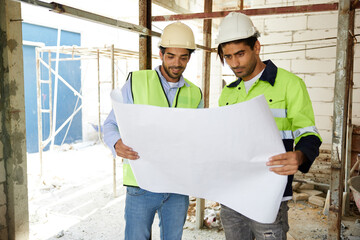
[103,22,203,240]
[216,12,322,239]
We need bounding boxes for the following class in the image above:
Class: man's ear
[254,40,261,55]
[159,50,164,61]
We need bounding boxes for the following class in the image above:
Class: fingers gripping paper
[111,91,287,224]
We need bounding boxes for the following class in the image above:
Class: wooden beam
[139,0,152,70]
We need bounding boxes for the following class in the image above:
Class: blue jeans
[124,186,189,240]
[220,201,289,240]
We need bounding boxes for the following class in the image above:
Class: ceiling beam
[152,2,360,21]
[12,0,213,51]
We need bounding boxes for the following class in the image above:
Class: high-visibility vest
[219,66,321,147]
[123,70,202,187]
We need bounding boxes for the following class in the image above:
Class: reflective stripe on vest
[123,70,202,187]
[218,67,322,145]
[270,109,293,139]
[280,130,293,140]
[271,108,287,118]
[293,126,319,139]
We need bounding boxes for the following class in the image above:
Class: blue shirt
[103,65,204,156]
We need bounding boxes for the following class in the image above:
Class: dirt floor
[27,142,360,240]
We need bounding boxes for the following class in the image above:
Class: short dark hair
[159,46,195,56]
[217,36,258,64]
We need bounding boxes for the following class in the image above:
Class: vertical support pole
[139,0,152,70]
[196,0,213,229]
[0,0,29,239]
[97,50,101,143]
[115,60,119,89]
[328,0,354,238]
[343,7,355,216]
[48,50,53,152]
[139,2,152,236]
[239,0,244,10]
[36,49,43,177]
[110,45,117,198]
[201,0,212,108]
[111,45,115,90]
[50,28,62,150]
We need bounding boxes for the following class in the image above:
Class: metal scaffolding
[35,45,159,196]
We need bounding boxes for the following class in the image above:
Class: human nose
[174,57,182,66]
[227,57,239,68]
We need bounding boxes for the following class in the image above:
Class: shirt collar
[155,65,189,88]
[227,60,278,88]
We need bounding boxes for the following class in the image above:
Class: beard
[162,62,185,80]
[231,55,257,80]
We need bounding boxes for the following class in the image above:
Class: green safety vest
[219,67,322,145]
[123,70,202,187]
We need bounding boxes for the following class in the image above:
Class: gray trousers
[220,201,289,240]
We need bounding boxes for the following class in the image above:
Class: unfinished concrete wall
[213,0,360,151]
[0,0,29,239]
[248,6,360,151]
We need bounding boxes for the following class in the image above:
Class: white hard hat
[215,12,260,45]
[158,22,196,50]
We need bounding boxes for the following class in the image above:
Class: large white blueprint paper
[111,91,287,223]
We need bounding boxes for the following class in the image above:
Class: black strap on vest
[127,72,134,102]
[154,69,171,107]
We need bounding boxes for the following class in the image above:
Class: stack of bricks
[292,182,327,208]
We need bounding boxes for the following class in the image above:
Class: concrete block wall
[247,6,359,150]
[212,0,355,150]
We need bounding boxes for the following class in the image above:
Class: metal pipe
[111,44,115,90]
[13,0,212,51]
[42,105,83,147]
[152,3,342,22]
[293,179,330,189]
[48,50,53,149]
[50,27,61,150]
[39,58,83,99]
[97,49,101,143]
[13,0,161,37]
[35,48,43,176]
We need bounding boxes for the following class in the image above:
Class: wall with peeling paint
[0,0,29,239]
